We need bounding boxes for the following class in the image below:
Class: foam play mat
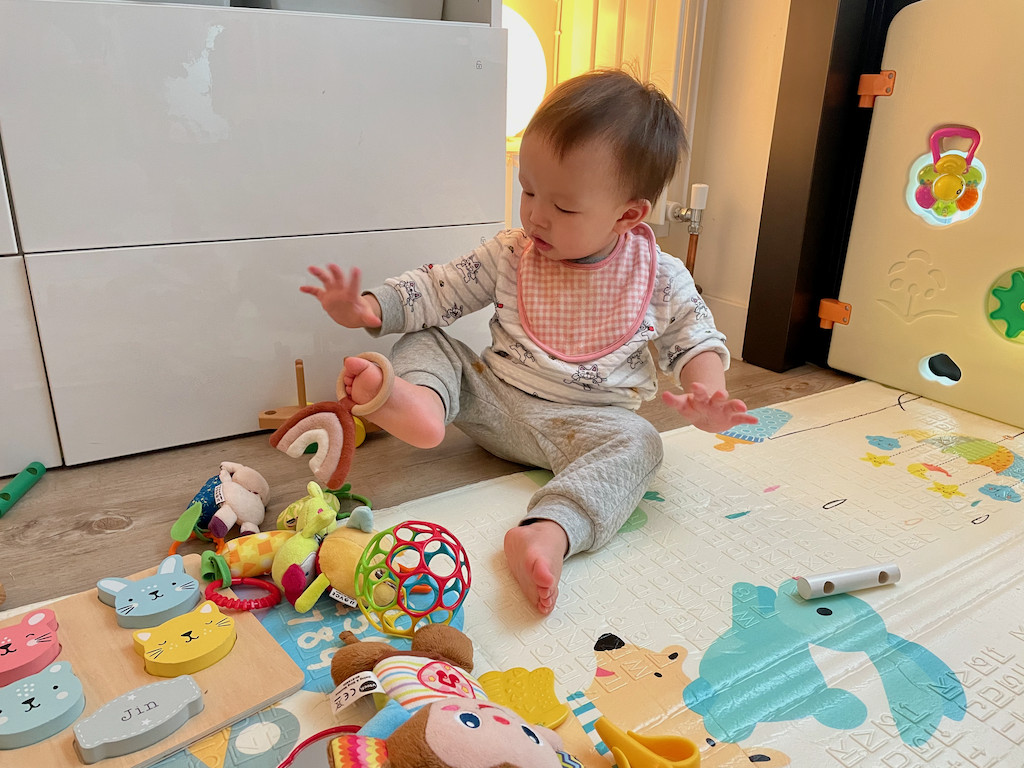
[6,380,1024,766]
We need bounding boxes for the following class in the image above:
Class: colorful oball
[353,520,471,638]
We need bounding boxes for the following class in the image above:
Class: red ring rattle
[205,578,281,611]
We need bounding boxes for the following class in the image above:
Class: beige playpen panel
[828,0,1024,428]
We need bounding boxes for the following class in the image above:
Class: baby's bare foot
[504,521,568,615]
[341,356,446,449]
[342,356,384,406]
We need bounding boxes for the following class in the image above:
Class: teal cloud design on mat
[715,408,792,451]
[683,580,966,747]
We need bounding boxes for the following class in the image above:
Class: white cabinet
[0,0,506,253]
[27,226,499,464]
[0,257,63,475]
[1,0,507,464]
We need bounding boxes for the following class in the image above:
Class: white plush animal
[207,461,270,538]
[178,461,270,540]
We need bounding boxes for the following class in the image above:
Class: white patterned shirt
[367,227,729,409]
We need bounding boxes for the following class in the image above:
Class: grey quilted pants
[389,328,664,558]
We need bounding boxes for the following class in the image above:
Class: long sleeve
[364,233,511,335]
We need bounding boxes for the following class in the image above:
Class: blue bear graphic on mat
[683,581,965,748]
[0,661,85,750]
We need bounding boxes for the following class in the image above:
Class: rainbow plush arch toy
[270,352,393,490]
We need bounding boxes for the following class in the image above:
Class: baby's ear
[614,198,652,232]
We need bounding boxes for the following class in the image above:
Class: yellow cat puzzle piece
[133,601,236,677]
[477,667,569,729]
[594,717,699,768]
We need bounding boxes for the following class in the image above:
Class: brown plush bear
[330,623,474,684]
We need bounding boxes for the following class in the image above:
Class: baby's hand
[301,265,381,329]
[662,382,758,434]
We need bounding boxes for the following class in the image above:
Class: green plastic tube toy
[0,461,46,518]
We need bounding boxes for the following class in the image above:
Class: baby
[302,69,756,614]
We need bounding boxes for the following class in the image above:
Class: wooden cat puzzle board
[829,0,1024,427]
[164,380,1024,767]
[0,555,303,768]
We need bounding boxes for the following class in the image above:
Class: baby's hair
[523,69,686,203]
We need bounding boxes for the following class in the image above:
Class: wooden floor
[0,361,858,612]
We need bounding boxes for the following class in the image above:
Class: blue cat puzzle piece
[0,661,85,750]
[97,554,201,629]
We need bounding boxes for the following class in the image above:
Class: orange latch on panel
[819,298,852,329]
[857,71,896,107]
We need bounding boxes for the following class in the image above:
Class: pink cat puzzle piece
[0,609,61,688]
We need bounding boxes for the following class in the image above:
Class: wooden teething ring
[336,352,395,417]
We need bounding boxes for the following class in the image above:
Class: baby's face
[518,133,644,262]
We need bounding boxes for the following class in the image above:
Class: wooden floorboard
[0,361,858,611]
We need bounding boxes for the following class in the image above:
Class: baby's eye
[555,205,577,214]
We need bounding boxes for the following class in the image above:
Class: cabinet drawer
[27,224,501,463]
[1,256,62,474]
[0,159,15,256]
[0,0,506,253]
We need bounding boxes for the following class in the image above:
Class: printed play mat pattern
[143,380,1024,767]
[8,381,1024,767]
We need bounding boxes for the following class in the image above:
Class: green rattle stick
[0,461,47,518]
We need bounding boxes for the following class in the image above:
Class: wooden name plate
[74,675,204,764]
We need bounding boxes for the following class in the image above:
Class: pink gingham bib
[518,224,657,362]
